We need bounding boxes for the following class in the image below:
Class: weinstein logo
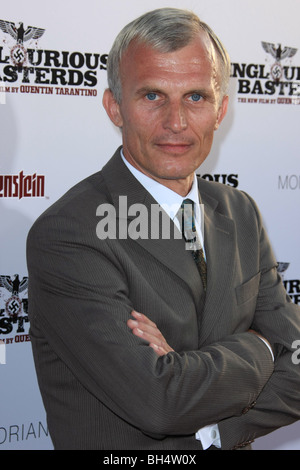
[0,172,45,199]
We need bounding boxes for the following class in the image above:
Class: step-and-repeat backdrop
[1,0,299,450]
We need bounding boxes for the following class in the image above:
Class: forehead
[120,35,219,90]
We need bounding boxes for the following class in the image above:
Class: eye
[189,93,202,102]
[146,92,158,101]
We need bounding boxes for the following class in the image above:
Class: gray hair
[106,8,231,103]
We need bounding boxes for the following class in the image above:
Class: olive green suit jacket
[27,148,300,450]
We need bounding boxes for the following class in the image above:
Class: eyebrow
[135,86,163,97]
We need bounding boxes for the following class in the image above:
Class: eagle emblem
[0,275,28,318]
[0,19,45,66]
[0,274,28,295]
[261,42,298,83]
[0,20,45,44]
[261,42,297,62]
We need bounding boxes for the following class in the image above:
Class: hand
[127,310,174,356]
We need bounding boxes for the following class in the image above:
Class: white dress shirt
[120,150,221,449]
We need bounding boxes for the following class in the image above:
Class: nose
[163,101,187,133]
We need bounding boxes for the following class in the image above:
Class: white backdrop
[0,0,299,450]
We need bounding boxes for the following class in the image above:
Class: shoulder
[198,177,262,223]
[30,147,124,228]
[27,170,110,245]
[37,169,110,217]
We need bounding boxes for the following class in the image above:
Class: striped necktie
[179,198,207,291]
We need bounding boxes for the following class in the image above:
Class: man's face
[103,34,228,195]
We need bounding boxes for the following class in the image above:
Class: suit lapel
[198,188,236,345]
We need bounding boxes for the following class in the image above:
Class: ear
[102,88,123,128]
[214,95,229,130]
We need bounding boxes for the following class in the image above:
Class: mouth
[154,142,193,155]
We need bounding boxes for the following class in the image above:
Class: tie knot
[179,199,196,241]
[181,198,194,209]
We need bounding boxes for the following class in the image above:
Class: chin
[154,169,194,181]
[159,162,199,178]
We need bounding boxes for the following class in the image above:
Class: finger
[149,343,169,357]
[128,321,164,346]
[128,322,168,350]
[128,311,174,355]
[128,312,164,340]
[130,325,174,355]
[131,310,158,329]
[127,318,161,339]
[128,321,173,353]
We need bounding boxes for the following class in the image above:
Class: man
[27,8,300,450]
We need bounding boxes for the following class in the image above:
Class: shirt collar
[120,148,200,223]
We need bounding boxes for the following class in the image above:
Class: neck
[122,150,194,197]
[156,175,194,197]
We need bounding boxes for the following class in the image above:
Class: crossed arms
[27,188,300,449]
[128,310,273,358]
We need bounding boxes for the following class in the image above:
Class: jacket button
[242,401,256,414]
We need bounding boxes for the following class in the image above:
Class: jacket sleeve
[27,212,274,436]
[218,195,300,449]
